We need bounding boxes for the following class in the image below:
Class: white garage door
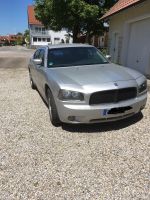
[127,17,150,76]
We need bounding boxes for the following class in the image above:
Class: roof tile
[28,5,42,25]
[101,0,144,19]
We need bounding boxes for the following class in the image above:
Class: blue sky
[0,0,34,35]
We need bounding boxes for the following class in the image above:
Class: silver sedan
[28,44,147,126]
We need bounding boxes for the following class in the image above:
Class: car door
[30,49,41,85]
[35,48,47,97]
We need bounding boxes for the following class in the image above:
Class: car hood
[49,63,142,89]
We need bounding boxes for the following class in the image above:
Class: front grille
[89,87,137,105]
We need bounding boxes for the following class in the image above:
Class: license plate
[103,109,109,116]
[103,106,132,116]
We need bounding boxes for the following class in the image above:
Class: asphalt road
[0,46,149,200]
[0,46,34,68]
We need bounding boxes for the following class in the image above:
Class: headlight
[58,89,84,101]
[138,80,147,93]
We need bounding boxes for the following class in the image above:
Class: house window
[33,37,37,42]
[42,38,46,42]
[47,38,51,42]
[35,27,41,32]
[35,27,38,32]
[38,38,41,42]
[54,38,60,41]
[35,27,45,33]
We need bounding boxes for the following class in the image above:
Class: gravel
[0,47,149,200]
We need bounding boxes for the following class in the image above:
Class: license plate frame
[103,106,132,116]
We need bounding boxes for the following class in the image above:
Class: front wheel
[47,89,61,127]
[29,71,36,90]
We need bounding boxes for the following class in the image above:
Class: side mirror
[106,55,111,61]
[33,59,42,65]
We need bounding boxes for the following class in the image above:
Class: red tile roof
[101,0,145,19]
[28,5,42,25]
[0,35,23,42]
[0,36,9,41]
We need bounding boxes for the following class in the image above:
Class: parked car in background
[28,44,147,126]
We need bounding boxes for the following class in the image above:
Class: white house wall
[29,25,73,46]
[49,30,71,44]
[109,0,150,76]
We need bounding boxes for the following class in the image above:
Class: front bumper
[56,93,147,124]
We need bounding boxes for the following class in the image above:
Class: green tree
[24,29,29,37]
[16,32,23,36]
[16,37,24,45]
[24,29,30,44]
[34,0,117,43]
[104,0,118,9]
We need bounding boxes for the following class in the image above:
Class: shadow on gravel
[62,112,143,133]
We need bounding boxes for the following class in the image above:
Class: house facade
[0,35,23,45]
[102,0,150,77]
[91,32,109,49]
[77,32,108,49]
[27,6,72,47]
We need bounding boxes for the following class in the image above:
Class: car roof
[47,43,93,49]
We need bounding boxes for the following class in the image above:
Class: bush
[16,37,24,45]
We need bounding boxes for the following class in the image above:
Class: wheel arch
[45,84,52,99]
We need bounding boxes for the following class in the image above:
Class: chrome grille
[89,87,137,105]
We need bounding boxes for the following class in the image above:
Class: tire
[29,71,36,90]
[47,89,61,127]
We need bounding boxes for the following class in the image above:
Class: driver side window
[39,49,45,67]
[33,50,40,59]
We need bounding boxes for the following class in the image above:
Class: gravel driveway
[0,47,149,200]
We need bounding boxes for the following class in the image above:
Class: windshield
[48,47,109,68]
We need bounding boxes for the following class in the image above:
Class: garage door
[127,17,150,76]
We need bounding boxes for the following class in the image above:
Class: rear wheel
[29,71,36,89]
[47,89,61,127]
